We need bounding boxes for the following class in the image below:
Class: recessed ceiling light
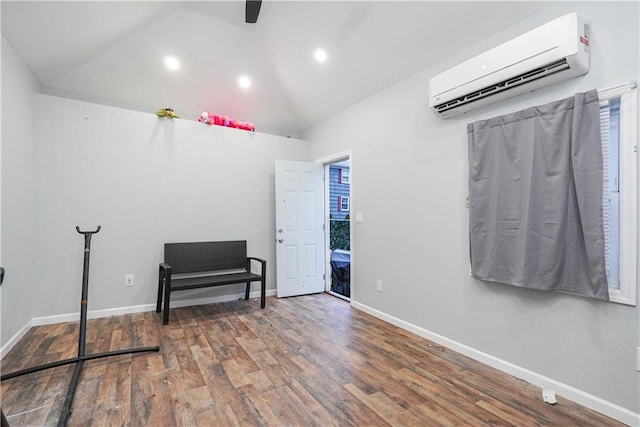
[164,56,180,71]
[314,48,328,63]
[238,75,251,89]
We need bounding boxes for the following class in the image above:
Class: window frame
[339,168,350,184]
[339,196,350,212]
[599,84,637,306]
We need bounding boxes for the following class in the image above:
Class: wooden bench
[156,240,266,324]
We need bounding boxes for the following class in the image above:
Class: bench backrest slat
[165,240,247,274]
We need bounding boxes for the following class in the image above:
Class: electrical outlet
[125,274,134,287]
[376,279,383,292]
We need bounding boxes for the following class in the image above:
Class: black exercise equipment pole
[58,226,99,426]
[76,225,98,358]
[0,227,160,426]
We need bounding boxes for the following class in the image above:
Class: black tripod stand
[0,227,159,426]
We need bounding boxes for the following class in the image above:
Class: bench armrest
[247,257,266,276]
[159,262,172,276]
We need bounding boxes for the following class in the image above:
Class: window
[339,168,350,184]
[599,84,637,305]
[338,196,350,212]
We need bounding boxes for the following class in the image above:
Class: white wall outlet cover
[542,389,557,404]
[125,274,134,287]
[355,212,363,223]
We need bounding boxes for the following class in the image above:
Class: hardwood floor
[1,293,624,426]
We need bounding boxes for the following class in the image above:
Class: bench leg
[245,282,251,300]
[260,278,266,309]
[156,267,164,313]
[163,275,171,325]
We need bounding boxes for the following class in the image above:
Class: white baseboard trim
[2,290,275,357]
[31,303,156,326]
[1,319,33,358]
[169,289,276,311]
[31,289,275,326]
[350,300,640,427]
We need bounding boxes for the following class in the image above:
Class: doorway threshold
[326,290,350,302]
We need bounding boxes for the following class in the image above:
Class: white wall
[303,2,639,417]
[1,36,42,348]
[28,94,309,318]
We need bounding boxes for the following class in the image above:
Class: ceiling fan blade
[245,0,262,24]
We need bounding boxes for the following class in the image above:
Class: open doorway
[274,155,351,301]
[325,158,351,301]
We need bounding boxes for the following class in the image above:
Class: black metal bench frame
[156,240,266,324]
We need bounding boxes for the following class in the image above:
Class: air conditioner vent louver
[434,59,570,115]
[428,13,590,118]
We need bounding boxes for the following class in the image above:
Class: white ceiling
[2,1,544,137]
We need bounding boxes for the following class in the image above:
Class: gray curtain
[467,90,608,301]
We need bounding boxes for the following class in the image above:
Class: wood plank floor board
[0,294,625,426]
[257,385,317,426]
[286,377,338,427]
[243,390,280,426]
[409,399,482,427]
[378,374,429,409]
[391,366,493,421]
[129,371,153,426]
[295,373,391,426]
[256,362,294,391]
[451,373,552,424]
[227,386,263,426]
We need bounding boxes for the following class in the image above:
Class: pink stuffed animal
[198,111,255,132]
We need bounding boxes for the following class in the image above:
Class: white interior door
[275,160,325,298]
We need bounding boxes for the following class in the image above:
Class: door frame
[315,150,353,303]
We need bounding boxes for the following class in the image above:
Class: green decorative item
[330,219,350,251]
[156,107,180,119]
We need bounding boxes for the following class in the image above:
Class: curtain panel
[467,90,608,301]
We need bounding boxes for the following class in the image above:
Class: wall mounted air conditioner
[428,13,590,119]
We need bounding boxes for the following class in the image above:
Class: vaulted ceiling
[2,1,543,137]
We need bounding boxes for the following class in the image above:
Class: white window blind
[600,97,621,288]
[598,82,637,305]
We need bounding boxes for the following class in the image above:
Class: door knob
[278,229,283,233]
[277,238,284,243]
